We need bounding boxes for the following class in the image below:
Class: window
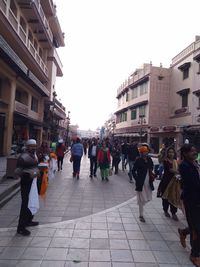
[140,82,148,96]
[132,87,137,99]
[183,68,189,80]
[34,39,38,50]
[123,112,127,121]
[126,92,129,102]
[131,109,137,120]
[28,30,33,43]
[10,0,17,17]
[182,93,188,107]
[15,90,22,102]
[20,16,26,32]
[31,96,38,112]
[39,48,43,58]
[139,105,146,117]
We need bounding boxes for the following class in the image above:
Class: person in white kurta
[133,144,154,222]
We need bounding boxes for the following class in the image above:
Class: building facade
[169,36,200,151]
[114,37,200,152]
[0,0,64,155]
[115,64,171,153]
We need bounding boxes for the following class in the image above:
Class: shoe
[129,179,133,183]
[190,256,200,267]
[73,173,76,178]
[94,174,97,177]
[17,228,31,236]
[105,177,109,181]
[77,175,79,180]
[89,174,93,178]
[61,167,62,170]
[27,221,39,227]
[172,214,179,221]
[102,177,104,181]
[164,211,171,218]
[139,216,146,222]
[178,228,187,248]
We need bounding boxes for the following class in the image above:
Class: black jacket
[179,160,200,207]
[132,156,154,191]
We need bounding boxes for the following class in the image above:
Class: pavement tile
[110,239,130,249]
[108,230,127,239]
[125,231,144,240]
[89,262,111,267]
[89,249,111,261]
[49,237,71,248]
[0,247,26,260]
[129,240,150,250]
[147,241,170,251]
[111,249,133,262]
[132,250,156,263]
[73,230,91,239]
[44,248,68,260]
[65,262,88,267]
[70,238,90,249]
[67,248,89,262]
[41,261,65,267]
[16,260,42,267]
[21,247,47,260]
[91,230,108,239]
[55,229,74,238]
[90,238,110,249]
[153,251,178,264]
[0,260,18,266]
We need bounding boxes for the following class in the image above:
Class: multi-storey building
[115,63,171,152]
[0,0,65,155]
[169,36,200,150]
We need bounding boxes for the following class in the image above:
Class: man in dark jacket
[88,138,98,178]
[127,140,139,183]
[16,139,40,236]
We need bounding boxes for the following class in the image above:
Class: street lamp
[66,111,70,148]
[138,115,146,143]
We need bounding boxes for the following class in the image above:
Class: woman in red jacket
[97,141,111,181]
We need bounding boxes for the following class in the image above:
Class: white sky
[54,0,200,131]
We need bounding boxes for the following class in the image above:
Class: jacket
[179,160,200,206]
[97,148,111,164]
[71,143,83,157]
[132,156,154,191]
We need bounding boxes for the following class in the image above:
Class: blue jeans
[159,163,164,179]
[128,160,134,180]
[73,155,82,175]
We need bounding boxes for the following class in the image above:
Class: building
[169,36,200,151]
[115,63,170,152]
[0,0,64,155]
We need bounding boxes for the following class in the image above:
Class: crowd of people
[14,137,200,266]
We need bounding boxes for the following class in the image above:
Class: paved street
[0,154,193,266]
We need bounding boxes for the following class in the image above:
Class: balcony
[14,101,29,116]
[30,0,53,43]
[0,0,49,77]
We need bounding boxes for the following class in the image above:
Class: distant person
[88,138,98,178]
[55,139,66,171]
[127,140,139,183]
[111,140,121,175]
[83,139,88,155]
[121,139,129,171]
[15,139,40,236]
[97,140,111,181]
[71,137,84,179]
[158,143,166,179]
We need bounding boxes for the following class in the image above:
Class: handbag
[28,178,39,215]
[109,169,113,176]
[162,176,182,209]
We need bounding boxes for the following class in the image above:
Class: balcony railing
[14,101,29,115]
[32,0,53,43]
[0,0,48,77]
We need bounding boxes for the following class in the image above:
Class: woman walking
[55,139,66,171]
[132,144,155,222]
[97,140,111,181]
[179,144,200,267]
[157,147,179,221]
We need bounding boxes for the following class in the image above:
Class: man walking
[88,138,98,178]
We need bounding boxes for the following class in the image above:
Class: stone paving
[0,154,194,267]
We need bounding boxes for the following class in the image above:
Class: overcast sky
[54,0,200,131]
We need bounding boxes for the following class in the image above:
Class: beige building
[169,36,200,151]
[0,0,64,155]
[115,63,171,152]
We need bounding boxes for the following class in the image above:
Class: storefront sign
[163,126,176,132]
[150,127,159,132]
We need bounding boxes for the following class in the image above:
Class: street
[0,154,192,267]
